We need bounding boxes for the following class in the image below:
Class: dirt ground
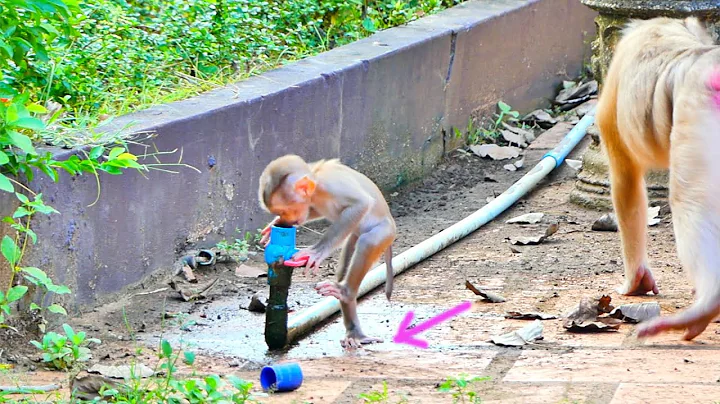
[3,101,715,403]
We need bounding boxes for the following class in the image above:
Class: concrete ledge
[0,0,597,308]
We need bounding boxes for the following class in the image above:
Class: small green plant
[30,323,101,370]
[216,229,260,262]
[454,101,522,145]
[359,381,408,404]
[437,374,490,404]
[77,339,256,403]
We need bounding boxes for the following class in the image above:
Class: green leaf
[0,174,13,193]
[5,103,18,123]
[26,228,37,244]
[12,207,31,218]
[89,146,104,160]
[6,285,28,302]
[29,303,41,311]
[21,267,49,282]
[26,103,48,114]
[8,131,36,155]
[47,284,71,295]
[108,147,124,160]
[11,117,45,131]
[161,340,172,358]
[1,235,20,266]
[62,323,75,339]
[0,152,8,165]
[498,101,512,113]
[183,351,195,365]
[362,17,376,32]
[508,111,520,118]
[47,304,67,315]
[15,192,29,204]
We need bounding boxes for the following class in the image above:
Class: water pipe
[263,225,309,350]
[285,106,597,343]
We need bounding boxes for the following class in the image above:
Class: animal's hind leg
[638,114,720,340]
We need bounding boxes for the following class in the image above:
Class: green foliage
[359,381,408,403]
[436,374,490,404]
[454,101,522,145]
[74,339,255,403]
[29,323,101,370]
[216,229,260,262]
[1,0,466,141]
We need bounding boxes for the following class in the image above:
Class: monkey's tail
[384,245,394,301]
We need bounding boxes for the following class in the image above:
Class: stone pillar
[570,0,720,211]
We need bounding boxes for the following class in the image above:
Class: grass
[2,0,468,148]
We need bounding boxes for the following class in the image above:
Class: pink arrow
[392,301,473,348]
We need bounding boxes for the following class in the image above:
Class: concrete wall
[0,0,597,309]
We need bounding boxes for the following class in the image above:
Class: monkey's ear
[294,175,316,197]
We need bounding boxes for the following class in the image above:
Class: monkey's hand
[294,248,328,276]
[259,216,280,246]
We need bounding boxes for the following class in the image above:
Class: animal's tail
[384,245,394,300]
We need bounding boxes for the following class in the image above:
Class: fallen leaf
[514,158,525,169]
[506,212,544,224]
[71,375,129,401]
[181,265,197,283]
[491,320,544,346]
[509,222,558,245]
[592,214,618,232]
[465,280,506,303]
[505,311,557,320]
[574,100,597,118]
[521,110,557,129]
[501,130,527,148]
[88,364,154,379]
[609,302,661,323]
[648,206,661,226]
[244,292,266,313]
[565,159,582,170]
[235,264,267,278]
[469,144,522,160]
[565,295,615,324]
[554,80,598,110]
[563,317,622,333]
[502,123,536,143]
[503,163,517,171]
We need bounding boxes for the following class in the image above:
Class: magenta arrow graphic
[392,301,473,348]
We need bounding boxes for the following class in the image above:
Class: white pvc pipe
[287,107,597,342]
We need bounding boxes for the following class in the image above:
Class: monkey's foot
[617,265,659,296]
[315,281,351,303]
[340,333,383,349]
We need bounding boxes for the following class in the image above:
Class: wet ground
[4,103,718,403]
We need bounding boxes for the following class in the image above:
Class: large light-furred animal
[596,16,720,340]
[258,154,396,348]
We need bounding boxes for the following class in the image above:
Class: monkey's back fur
[598,17,720,171]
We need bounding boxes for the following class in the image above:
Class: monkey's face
[268,187,311,226]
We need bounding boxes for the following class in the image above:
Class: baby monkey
[258,154,396,348]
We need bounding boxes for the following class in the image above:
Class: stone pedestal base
[569,126,669,211]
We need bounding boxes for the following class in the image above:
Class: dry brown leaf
[609,302,661,323]
[501,130,527,148]
[465,280,506,303]
[506,212,544,224]
[469,144,522,160]
[563,317,622,333]
[235,264,267,278]
[502,122,536,143]
[505,311,557,320]
[491,320,544,346]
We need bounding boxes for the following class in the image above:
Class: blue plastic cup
[260,362,304,392]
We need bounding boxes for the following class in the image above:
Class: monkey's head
[258,154,317,226]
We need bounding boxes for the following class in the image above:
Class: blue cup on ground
[260,362,304,392]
